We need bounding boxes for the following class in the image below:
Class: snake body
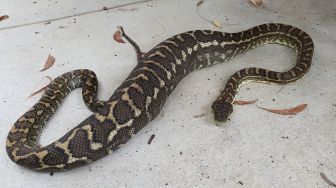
[6,23,314,171]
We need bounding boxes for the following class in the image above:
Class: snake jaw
[211,100,233,124]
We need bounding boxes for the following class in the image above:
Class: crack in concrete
[0,0,154,31]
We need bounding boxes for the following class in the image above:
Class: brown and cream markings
[6,23,314,171]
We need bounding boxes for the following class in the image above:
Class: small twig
[193,113,206,118]
[148,134,155,145]
[276,86,284,93]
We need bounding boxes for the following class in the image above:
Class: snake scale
[6,23,314,171]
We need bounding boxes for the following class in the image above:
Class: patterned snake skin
[6,23,314,171]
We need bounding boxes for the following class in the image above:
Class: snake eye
[211,100,233,122]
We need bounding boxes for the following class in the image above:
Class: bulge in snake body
[6,23,313,171]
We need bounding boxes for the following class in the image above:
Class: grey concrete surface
[0,0,335,187]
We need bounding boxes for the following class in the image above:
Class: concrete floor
[0,0,335,187]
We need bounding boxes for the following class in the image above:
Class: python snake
[6,23,314,171]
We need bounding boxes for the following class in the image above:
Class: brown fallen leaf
[28,76,53,97]
[113,28,125,43]
[197,0,204,6]
[320,172,336,187]
[40,54,55,72]
[148,134,155,145]
[249,0,264,7]
[0,15,9,21]
[117,7,138,11]
[233,99,258,105]
[29,86,48,97]
[258,104,307,115]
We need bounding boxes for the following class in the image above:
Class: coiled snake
[6,23,314,171]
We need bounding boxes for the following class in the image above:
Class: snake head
[211,100,233,124]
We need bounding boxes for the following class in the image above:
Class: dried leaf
[113,29,125,43]
[0,15,9,21]
[117,7,138,11]
[320,172,336,187]
[212,20,222,28]
[29,86,48,97]
[249,0,263,7]
[28,76,53,97]
[233,99,258,105]
[148,134,155,145]
[197,0,204,6]
[40,54,55,72]
[258,104,307,115]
